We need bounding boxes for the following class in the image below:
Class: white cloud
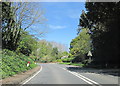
[49,25,66,29]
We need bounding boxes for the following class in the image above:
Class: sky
[29,2,86,50]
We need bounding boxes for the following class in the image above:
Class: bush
[56,59,62,63]
[62,58,74,62]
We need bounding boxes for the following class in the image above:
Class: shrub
[62,58,74,62]
[56,59,62,63]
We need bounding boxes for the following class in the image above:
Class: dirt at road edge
[0,66,41,84]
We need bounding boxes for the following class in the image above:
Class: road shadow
[66,66,119,77]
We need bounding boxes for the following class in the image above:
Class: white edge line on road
[62,68,67,70]
[70,71,93,85]
[22,66,42,84]
[61,68,93,85]
[61,67,101,86]
[73,72,99,84]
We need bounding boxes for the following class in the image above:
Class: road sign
[87,51,92,57]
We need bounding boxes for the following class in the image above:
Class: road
[22,63,119,85]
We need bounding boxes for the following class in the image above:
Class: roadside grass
[59,62,84,67]
[1,49,37,79]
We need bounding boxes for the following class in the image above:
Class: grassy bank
[0,49,37,79]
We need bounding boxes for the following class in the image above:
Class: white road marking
[73,72,99,84]
[61,67,101,86]
[62,68,67,70]
[21,65,101,85]
[22,66,42,85]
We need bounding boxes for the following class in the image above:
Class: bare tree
[2,2,47,50]
[12,2,47,36]
[49,41,68,52]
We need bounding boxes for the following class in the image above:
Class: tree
[2,2,20,50]
[2,2,46,51]
[78,2,120,67]
[70,29,91,63]
[12,2,47,35]
[49,41,68,52]
[62,51,69,56]
[16,30,38,56]
[36,40,67,62]
[51,47,58,58]
[37,40,48,58]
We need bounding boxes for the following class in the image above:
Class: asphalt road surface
[22,63,119,85]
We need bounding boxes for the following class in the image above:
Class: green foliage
[17,31,38,56]
[37,40,52,58]
[55,59,63,63]
[37,40,67,63]
[62,51,69,56]
[78,2,120,68]
[51,47,58,58]
[2,2,46,51]
[62,58,74,62]
[69,29,91,63]
[1,49,37,79]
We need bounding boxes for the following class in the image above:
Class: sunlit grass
[59,62,84,67]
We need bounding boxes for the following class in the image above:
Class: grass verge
[0,49,37,79]
[59,62,84,67]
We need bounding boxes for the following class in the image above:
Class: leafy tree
[51,47,58,57]
[62,51,69,56]
[16,30,38,56]
[70,29,91,63]
[36,40,67,62]
[78,2,120,67]
[37,40,50,58]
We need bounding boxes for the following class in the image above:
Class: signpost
[87,51,92,61]
[27,61,30,67]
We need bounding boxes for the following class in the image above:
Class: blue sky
[30,2,86,50]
